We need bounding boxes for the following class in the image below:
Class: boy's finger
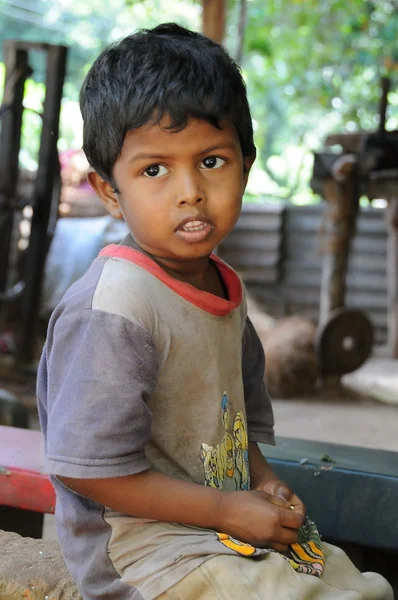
[268,495,305,522]
[267,494,293,509]
[272,482,294,503]
[278,506,305,529]
[274,526,300,546]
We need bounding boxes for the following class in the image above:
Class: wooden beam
[319,161,360,323]
[202,0,226,44]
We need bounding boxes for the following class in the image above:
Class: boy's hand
[256,478,306,520]
[218,489,305,552]
[248,443,305,521]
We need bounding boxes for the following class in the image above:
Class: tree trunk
[202,0,226,44]
[235,0,247,64]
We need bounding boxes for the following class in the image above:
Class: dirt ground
[272,357,398,452]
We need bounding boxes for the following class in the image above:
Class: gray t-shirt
[37,238,275,600]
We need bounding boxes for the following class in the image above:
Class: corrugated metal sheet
[218,204,284,283]
[218,204,388,344]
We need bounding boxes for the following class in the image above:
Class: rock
[0,530,81,600]
[246,293,275,340]
[261,316,319,399]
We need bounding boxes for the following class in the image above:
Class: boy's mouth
[175,215,214,243]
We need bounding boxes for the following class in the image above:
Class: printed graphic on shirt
[201,396,325,576]
[200,392,249,491]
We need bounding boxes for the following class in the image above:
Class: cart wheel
[315,308,373,376]
[0,388,29,428]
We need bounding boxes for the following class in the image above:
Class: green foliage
[0,0,397,201]
[224,0,398,201]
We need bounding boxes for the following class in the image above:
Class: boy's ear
[87,171,124,220]
[243,152,256,187]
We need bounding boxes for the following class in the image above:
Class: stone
[0,530,81,600]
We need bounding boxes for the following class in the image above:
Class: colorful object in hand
[216,517,325,577]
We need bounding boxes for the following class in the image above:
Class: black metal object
[0,42,32,302]
[0,41,67,365]
[314,308,373,375]
[262,437,398,552]
[17,44,67,365]
[0,506,44,539]
[0,389,29,428]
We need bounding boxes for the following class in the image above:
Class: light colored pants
[156,543,393,600]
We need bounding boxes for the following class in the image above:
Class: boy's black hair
[80,23,255,184]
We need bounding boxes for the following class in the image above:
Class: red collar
[99,245,242,316]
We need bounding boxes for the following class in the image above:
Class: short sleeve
[41,308,157,478]
[242,316,275,446]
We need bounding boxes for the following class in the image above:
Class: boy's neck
[125,234,217,291]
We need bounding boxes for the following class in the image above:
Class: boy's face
[90,117,254,271]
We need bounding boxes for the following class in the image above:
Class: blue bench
[262,437,398,593]
[262,437,398,551]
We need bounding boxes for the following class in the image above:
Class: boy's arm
[242,317,275,446]
[59,467,304,552]
[242,317,305,514]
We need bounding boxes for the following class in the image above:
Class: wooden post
[202,0,226,44]
[319,161,359,324]
[386,197,398,357]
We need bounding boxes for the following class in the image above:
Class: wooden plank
[0,425,45,473]
[0,426,55,514]
[0,467,55,514]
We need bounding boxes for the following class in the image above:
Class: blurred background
[1,0,397,203]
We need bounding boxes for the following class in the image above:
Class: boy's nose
[175,170,205,206]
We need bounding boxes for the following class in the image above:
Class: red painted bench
[0,425,55,538]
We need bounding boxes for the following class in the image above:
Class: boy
[37,23,392,600]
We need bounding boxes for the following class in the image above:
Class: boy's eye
[143,164,169,178]
[200,156,226,169]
